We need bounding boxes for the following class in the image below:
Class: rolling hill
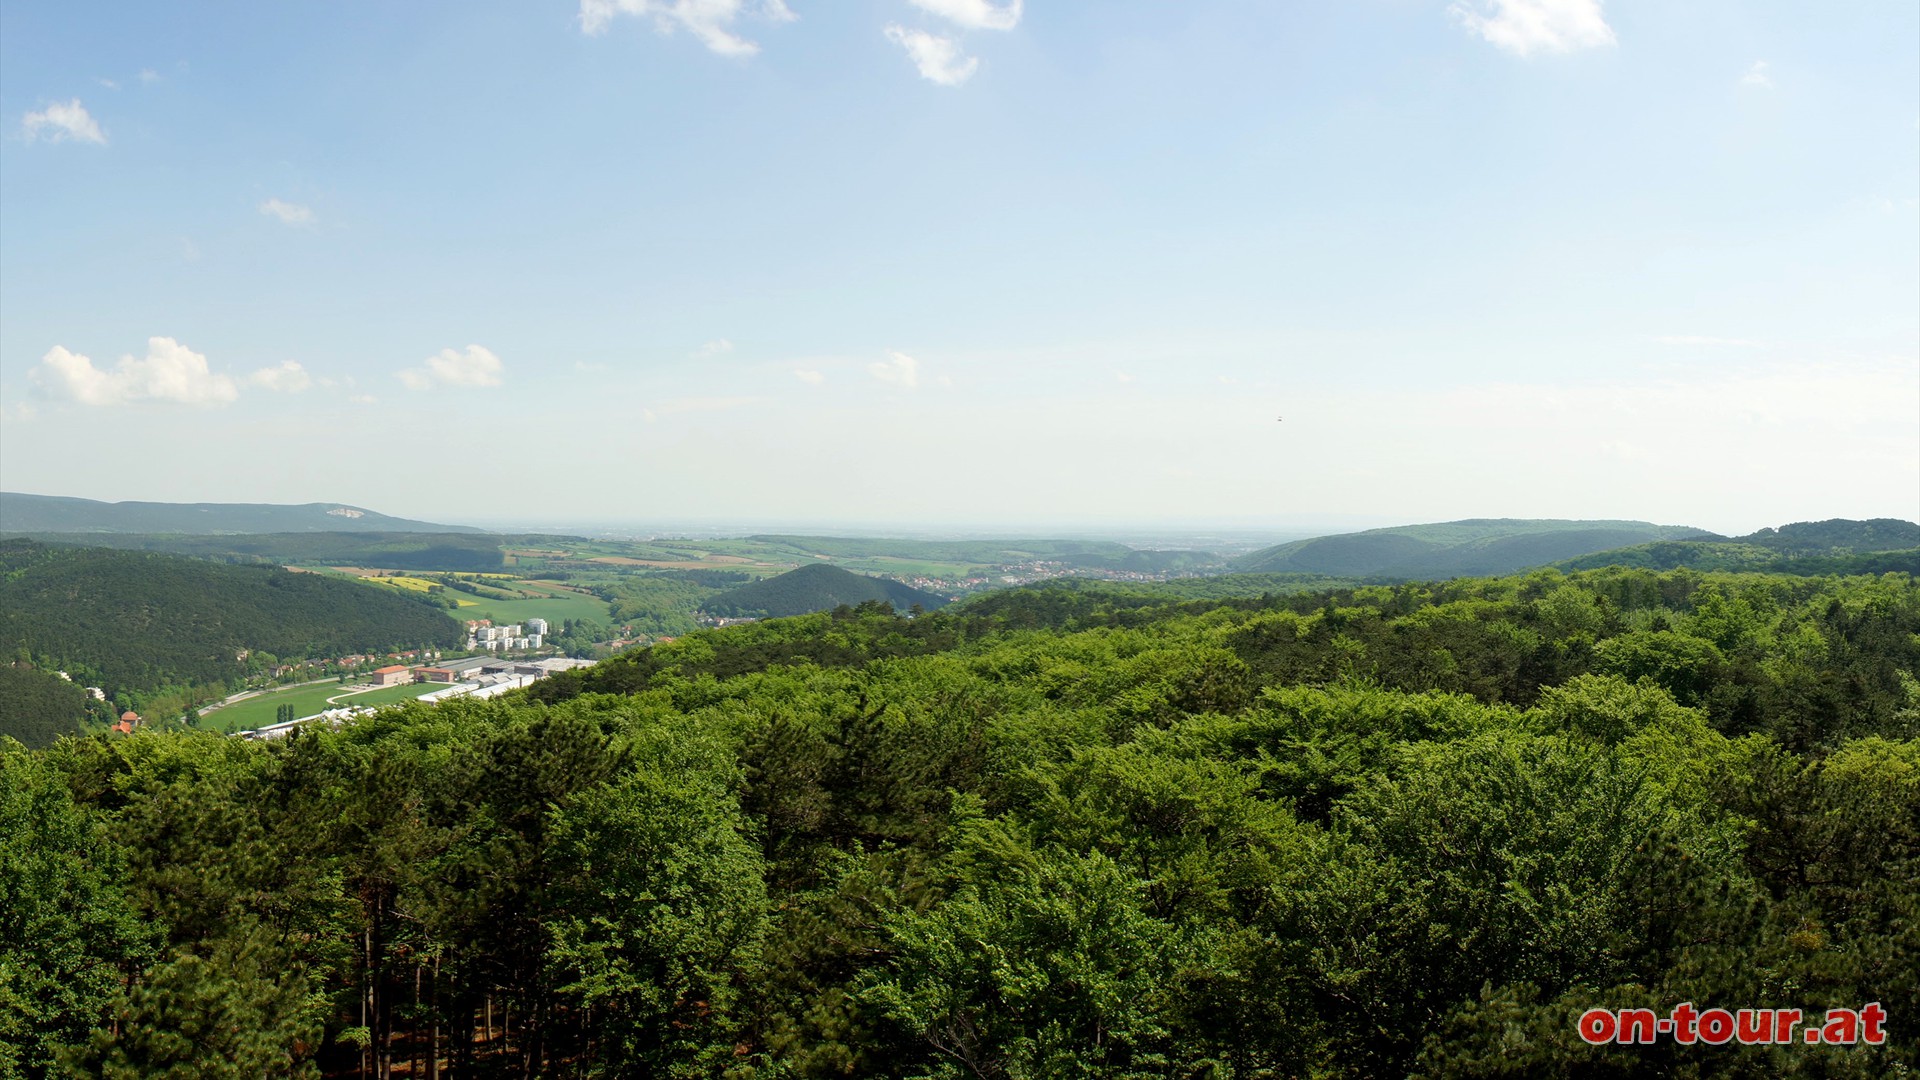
[0,492,483,535]
[1554,519,1920,573]
[7,530,508,571]
[0,540,463,695]
[1232,519,1713,579]
[702,564,951,618]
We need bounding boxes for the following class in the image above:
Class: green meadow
[203,679,441,733]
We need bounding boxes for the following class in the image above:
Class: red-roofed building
[114,710,141,734]
[370,665,413,687]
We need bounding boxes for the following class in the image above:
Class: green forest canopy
[3,565,1916,1077]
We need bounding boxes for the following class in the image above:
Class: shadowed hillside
[9,530,508,571]
[0,540,463,694]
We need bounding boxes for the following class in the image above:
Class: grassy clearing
[205,679,442,733]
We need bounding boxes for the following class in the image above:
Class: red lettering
[1821,1009,1859,1046]
[1617,1008,1657,1044]
[1861,1002,1886,1045]
[1735,1009,1771,1044]
[1671,1002,1699,1044]
[1698,1008,1735,1045]
[1578,1008,1617,1045]
[1774,1008,1802,1044]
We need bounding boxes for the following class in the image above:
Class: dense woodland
[0,667,97,750]
[5,531,509,572]
[4,565,1917,1077]
[0,541,462,698]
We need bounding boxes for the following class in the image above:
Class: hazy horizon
[3,486,1895,544]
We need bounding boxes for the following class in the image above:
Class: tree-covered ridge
[1233,518,1713,578]
[1737,518,1920,553]
[5,530,508,571]
[1556,541,1920,575]
[0,492,483,534]
[0,540,462,695]
[3,567,1916,1077]
[702,563,951,618]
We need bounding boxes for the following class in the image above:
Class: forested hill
[0,492,482,534]
[702,563,950,617]
[1233,518,1713,578]
[9,530,507,571]
[0,540,461,693]
[1737,517,1920,552]
[9,567,1914,1077]
[1555,518,1920,574]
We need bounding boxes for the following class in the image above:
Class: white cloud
[1,402,37,423]
[30,338,238,407]
[1741,60,1772,88]
[794,369,826,384]
[21,100,106,144]
[139,68,161,84]
[350,394,378,405]
[695,338,734,356]
[247,361,313,393]
[869,350,921,387]
[578,0,795,56]
[1449,0,1615,57]
[96,78,119,90]
[398,345,505,390]
[259,198,315,226]
[908,0,1021,31]
[885,25,978,85]
[1115,372,1135,383]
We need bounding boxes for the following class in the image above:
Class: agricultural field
[321,568,616,628]
[202,679,441,733]
[442,579,611,627]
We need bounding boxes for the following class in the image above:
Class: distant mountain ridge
[703,564,950,618]
[1233,519,1713,579]
[0,492,484,535]
[1554,519,1920,574]
[1733,519,1920,553]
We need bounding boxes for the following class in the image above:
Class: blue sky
[1,0,1914,535]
